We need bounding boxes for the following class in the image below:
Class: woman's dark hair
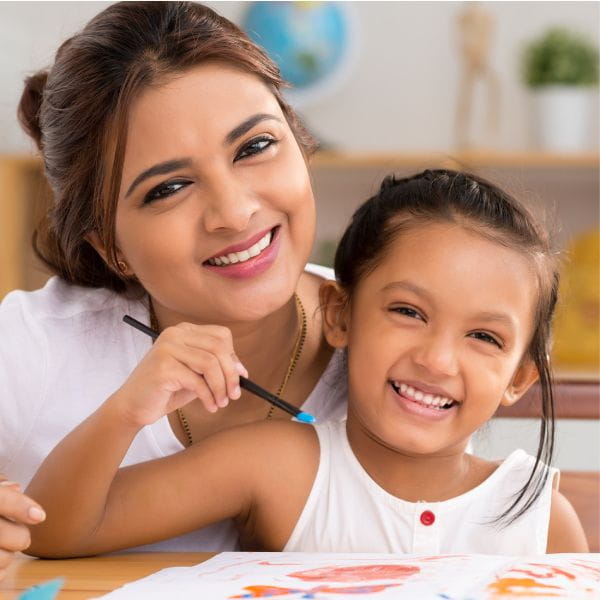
[18,1,317,294]
[335,169,560,526]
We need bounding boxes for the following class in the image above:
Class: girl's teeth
[208,230,272,266]
[393,381,454,410]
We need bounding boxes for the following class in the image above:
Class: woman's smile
[203,226,281,279]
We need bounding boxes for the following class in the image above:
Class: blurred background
[0,2,598,474]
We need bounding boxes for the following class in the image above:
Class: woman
[1,1,345,552]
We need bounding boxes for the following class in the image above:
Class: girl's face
[113,63,315,323]
[326,222,539,457]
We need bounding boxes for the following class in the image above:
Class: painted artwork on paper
[97,552,600,599]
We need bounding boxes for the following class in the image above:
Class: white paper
[97,552,600,599]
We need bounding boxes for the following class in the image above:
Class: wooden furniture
[496,379,600,552]
[0,552,212,599]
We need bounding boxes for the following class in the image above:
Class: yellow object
[552,229,600,369]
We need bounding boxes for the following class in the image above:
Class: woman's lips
[205,226,275,260]
[202,226,281,280]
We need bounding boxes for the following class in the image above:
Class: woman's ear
[319,281,350,349]
[86,232,130,276]
[86,231,108,262]
[500,359,539,407]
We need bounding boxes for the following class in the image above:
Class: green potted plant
[522,28,599,152]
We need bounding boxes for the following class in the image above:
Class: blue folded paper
[18,577,63,600]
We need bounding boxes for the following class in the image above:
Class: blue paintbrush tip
[296,411,316,424]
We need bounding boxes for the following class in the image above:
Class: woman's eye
[143,180,190,204]
[390,306,424,321]
[469,331,502,348]
[235,136,276,161]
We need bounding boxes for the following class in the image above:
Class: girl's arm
[25,398,258,557]
[546,490,589,552]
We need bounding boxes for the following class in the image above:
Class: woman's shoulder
[304,262,335,281]
[1,276,128,321]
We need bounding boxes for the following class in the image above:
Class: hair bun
[18,71,48,149]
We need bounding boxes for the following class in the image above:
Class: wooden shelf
[312,150,600,169]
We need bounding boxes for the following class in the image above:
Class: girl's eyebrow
[125,114,282,198]
[381,280,516,331]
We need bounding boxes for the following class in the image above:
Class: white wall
[1,1,598,153]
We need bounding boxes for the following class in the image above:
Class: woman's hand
[113,323,248,428]
[0,478,45,579]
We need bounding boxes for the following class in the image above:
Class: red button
[420,510,435,526]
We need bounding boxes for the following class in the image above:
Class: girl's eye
[143,180,191,205]
[469,331,502,348]
[390,306,425,321]
[235,136,276,161]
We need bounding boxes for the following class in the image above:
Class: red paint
[289,564,420,582]
[420,510,435,526]
[513,564,576,580]
[230,583,403,598]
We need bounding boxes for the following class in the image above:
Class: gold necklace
[149,294,307,446]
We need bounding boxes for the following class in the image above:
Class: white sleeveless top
[284,420,559,555]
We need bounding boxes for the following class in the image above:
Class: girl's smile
[388,379,459,421]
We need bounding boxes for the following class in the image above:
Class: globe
[243,1,355,105]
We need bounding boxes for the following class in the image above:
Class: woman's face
[114,62,316,324]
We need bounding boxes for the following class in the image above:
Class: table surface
[0,553,213,599]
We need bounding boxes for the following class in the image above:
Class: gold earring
[117,260,129,275]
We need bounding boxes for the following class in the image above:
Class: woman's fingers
[0,518,31,553]
[0,484,46,526]
[169,324,248,404]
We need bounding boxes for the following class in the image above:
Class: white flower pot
[533,86,596,152]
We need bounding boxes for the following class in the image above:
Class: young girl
[26,170,588,557]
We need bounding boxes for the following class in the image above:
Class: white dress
[0,265,347,552]
[284,420,559,555]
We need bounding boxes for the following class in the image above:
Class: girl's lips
[388,382,458,421]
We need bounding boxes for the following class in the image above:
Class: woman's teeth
[207,230,272,266]
[391,381,455,409]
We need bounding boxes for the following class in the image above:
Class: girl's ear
[500,359,539,407]
[319,281,350,349]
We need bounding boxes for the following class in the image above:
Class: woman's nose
[202,175,260,233]
[412,333,459,378]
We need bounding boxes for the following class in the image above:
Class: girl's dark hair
[335,169,560,526]
[18,1,317,294]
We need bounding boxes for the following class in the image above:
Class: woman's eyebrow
[225,113,282,145]
[125,158,192,198]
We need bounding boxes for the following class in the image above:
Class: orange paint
[488,577,563,597]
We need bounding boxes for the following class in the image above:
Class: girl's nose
[202,176,260,233]
[412,333,459,378]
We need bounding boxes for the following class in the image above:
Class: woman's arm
[546,489,589,553]
[25,399,255,557]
